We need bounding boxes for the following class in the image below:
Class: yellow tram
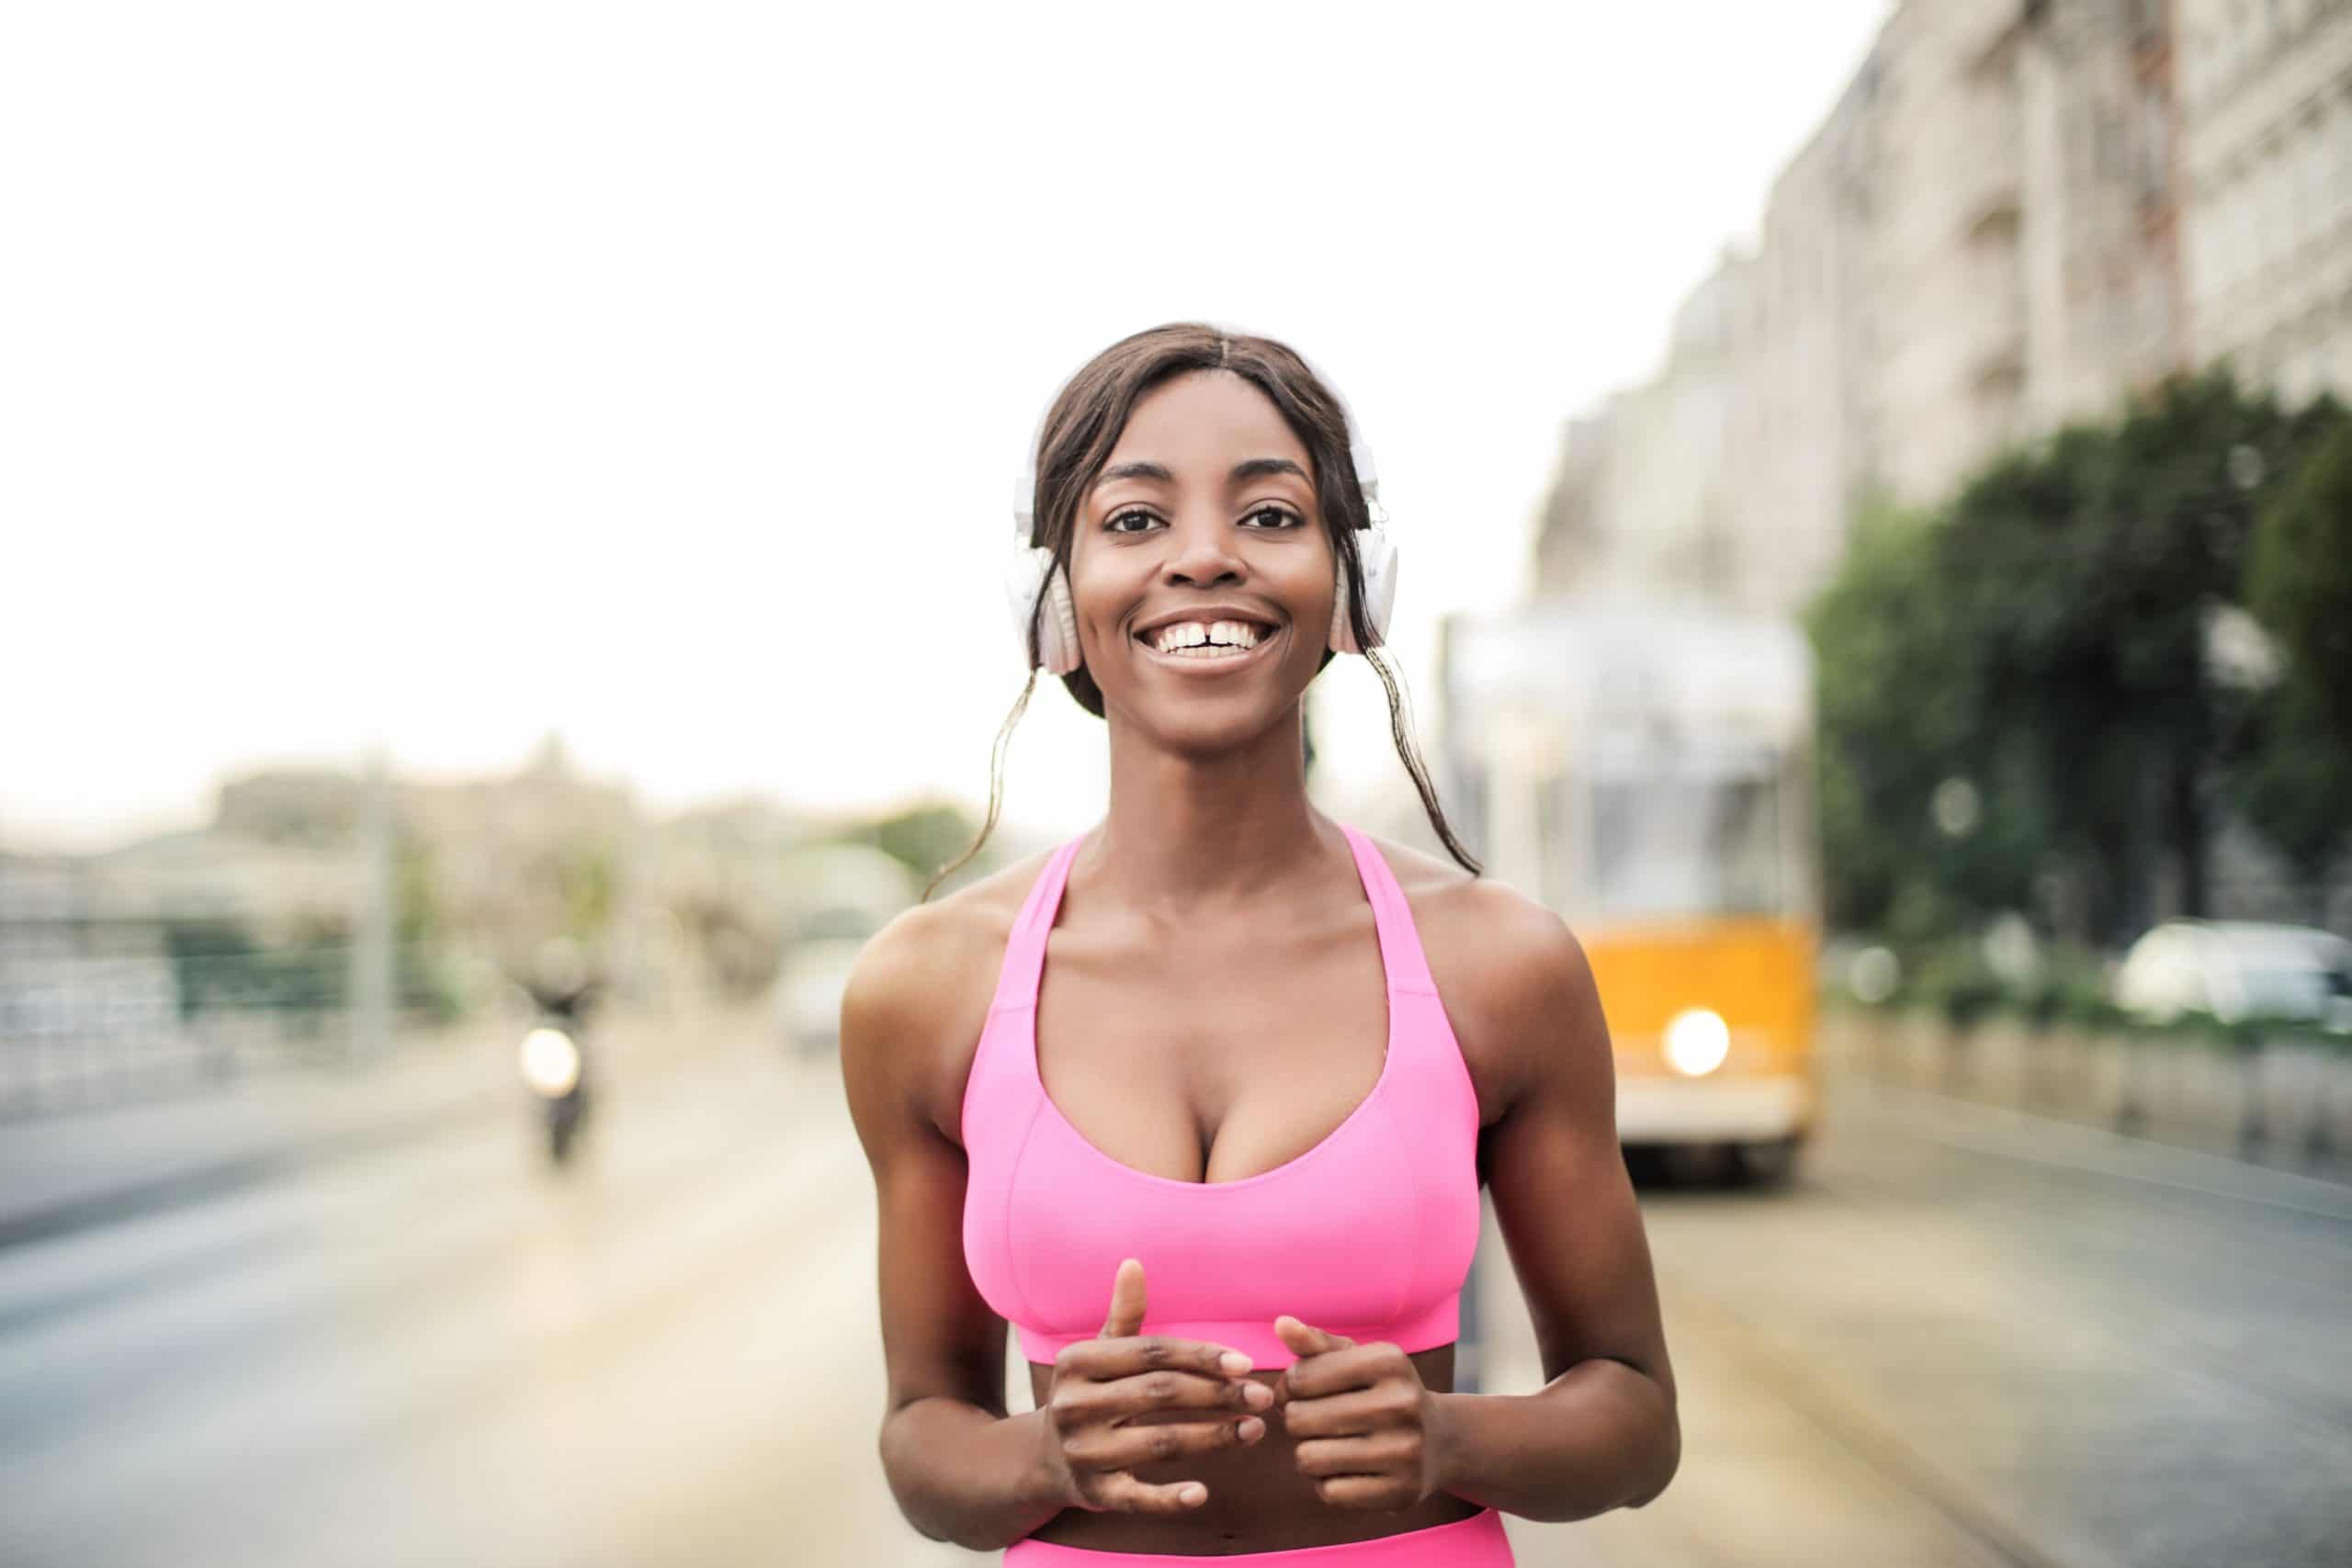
[1439,604,1821,1182]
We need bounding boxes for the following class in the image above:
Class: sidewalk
[0,1019,525,1249]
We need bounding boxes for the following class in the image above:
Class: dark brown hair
[923,322,1480,898]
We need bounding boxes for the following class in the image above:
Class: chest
[1032,909,1395,1188]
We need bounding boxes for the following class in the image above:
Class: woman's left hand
[1270,1315,1449,1512]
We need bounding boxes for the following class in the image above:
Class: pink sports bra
[960,823,1484,1370]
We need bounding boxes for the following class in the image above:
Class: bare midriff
[1020,1343,1483,1553]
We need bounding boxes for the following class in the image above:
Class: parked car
[2111,919,2352,1033]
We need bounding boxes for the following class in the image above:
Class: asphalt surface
[0,1023,2344,1566]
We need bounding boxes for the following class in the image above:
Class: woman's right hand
[1039,1257,1274,1514]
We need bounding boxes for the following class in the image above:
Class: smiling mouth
[1128,615,1279,658]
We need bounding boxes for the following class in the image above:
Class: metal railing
[0,943,469,1121]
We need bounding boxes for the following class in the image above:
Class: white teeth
[1148,619,1264,655]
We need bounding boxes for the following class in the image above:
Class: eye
[1103,508,1161,534]
[1242,506,1304,529]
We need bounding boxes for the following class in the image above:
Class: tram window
[1589,773,1783,919]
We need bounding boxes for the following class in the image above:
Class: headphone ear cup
[1005,543,1084,675]
[1331,525,1398,654]
[1039,564,1080,675]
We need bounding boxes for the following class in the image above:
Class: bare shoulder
[839,845,1056,1146]
[1363,832,1605,1120]
[1364,831,1592,1002]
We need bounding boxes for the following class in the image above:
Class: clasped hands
[1039,1257,1447,1516]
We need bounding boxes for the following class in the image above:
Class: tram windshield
[1586,761,1786,921]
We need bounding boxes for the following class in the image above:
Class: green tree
[853,802,983,884]
[2229,680,2352,914]
[1808,371,2344,947]
[1807,502,2052,939]
[2240,419,2352,897]
[2249,419,2352,747]
[1936,372,2340,938]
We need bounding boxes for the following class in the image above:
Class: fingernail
[1180,1483,1206,1506]
[1237,1416,1265,1442]
[1244,1382,1273,1408]
[1220,1351,1252,1375]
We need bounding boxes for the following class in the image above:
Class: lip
[1134,622,1283,676]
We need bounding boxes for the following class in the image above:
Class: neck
[1088,708,1330,913]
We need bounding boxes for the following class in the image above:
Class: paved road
[1,1032,2343,1566]
[1485,1077,2351,1568]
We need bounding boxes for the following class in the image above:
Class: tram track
[1591,1076,2352,1568]
[1803,1088,2352,1438]
[1654,1264,2086,1568]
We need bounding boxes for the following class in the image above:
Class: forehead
[1105,369,1314,474]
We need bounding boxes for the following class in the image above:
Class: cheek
[1065,551,1136,649]
[1290,550,1340,616]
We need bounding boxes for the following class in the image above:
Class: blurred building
[397,735,645,981]
[1534,269,1747,608]
[1865,0,2037,508]
[1725,67,1877,618]
[2178,0,2352,403]
[2016,0,2186,426]
[1535,0,2227,617]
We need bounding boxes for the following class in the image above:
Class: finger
[1076,1414,1267,1472]
[1275,1384,1408,1439]
[1310,1474,1407,1511]
[1294,1431,1416,1478]
[1100,1258,1148,1340]
[1273,1314,1355,1359]
[1278,1346,1384,1403]
[1090,1365,1266,1421]
[1092,1472,1213,1514]
[1057,1334,1256,1385]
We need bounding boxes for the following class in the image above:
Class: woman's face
[1068,368,1336,752]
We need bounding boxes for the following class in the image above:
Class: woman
[841,322,1678,1563]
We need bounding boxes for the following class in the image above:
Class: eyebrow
[1092,457,1312,491]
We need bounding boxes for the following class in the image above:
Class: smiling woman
[838,322,1680,1562]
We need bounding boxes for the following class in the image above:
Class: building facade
[2017,0,2186,428]
[1533,0,2221,618]
[2177,0,2352,404]
[1724,65,1880,617]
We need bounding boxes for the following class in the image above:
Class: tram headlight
[519,1027,582,1098]
[1663,1008,1731,1077]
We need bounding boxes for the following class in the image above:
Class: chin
[1124,700,1299,760]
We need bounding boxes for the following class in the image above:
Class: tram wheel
[1656,1142,1732,1187]
[1728,1135,1801,1189]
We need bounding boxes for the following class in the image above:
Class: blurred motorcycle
[518,938,599,1167]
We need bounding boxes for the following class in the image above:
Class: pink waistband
[1002,1506,1512,1564]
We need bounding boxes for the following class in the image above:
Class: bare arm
[839,903,1069,1551]
[1427,893,1681,1522]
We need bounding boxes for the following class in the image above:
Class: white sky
[2,1,1890,853]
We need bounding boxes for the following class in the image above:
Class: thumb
[1273,1314,1354,1358]
[1099,1257,1148,1340]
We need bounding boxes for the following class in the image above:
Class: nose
[1161,514,1246,588]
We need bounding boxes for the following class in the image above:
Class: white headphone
[1003,328,1399,677]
